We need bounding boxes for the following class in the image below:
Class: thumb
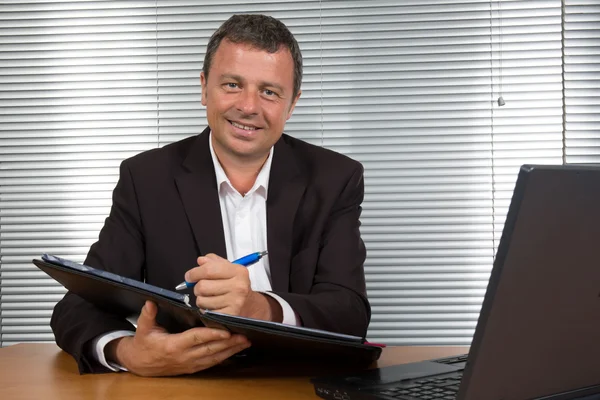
[203,253,223,262]
[136,300,159,335]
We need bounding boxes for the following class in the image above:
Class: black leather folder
[34,255,382,365]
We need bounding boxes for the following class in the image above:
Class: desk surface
[0,343,468,400]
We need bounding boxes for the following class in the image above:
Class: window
[0,0,597,346]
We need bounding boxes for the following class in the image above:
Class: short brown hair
[203,14,303,99]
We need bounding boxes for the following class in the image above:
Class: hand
[107,301,251,377]
[186,253,282,321]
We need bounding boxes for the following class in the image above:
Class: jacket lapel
[174,130,306,291]
[174,128,227,258]
[267,136,307,292]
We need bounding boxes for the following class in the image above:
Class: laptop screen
[461,165,600,400]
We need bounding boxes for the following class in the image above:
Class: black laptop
[312,164,600,400]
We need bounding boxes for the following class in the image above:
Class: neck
[213,146,269,196]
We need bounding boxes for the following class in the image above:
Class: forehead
[210,40,295,88]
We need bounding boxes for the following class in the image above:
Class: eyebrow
[220,73,286,94]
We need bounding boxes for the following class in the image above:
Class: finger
[136,300,158,336]
[190,334,249,357]
[189,262,239,281]
[188,254,219,282]
[195,294,233,312]
[184,266,203,283]
[203,253,223,262]
[191,339,252,369]
[174,327,231,349]
[193,279,231,298]
[196,256,209,267]
[196,253,223,266]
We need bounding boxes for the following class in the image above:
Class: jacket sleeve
[273,164,371,337]
[50,160,145,374]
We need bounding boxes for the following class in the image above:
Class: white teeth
[231,121,257,131]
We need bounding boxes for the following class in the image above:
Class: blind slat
[0,0,577,347]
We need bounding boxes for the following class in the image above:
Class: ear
[200,71,208,106]
[286,90,302,120]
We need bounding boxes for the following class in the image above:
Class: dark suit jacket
[50,128,370,373]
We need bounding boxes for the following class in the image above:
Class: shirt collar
[209,131,273,198]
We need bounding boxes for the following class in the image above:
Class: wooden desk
[0,343,468,400]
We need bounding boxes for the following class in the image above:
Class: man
[51,14,370,377]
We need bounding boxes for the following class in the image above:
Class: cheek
[206,100,228,119]
[264,105,290,128]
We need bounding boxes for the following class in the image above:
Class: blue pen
[174,250,268,291]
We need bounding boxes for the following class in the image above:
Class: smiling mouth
[229,120,260,131]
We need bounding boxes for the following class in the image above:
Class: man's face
[201,39,300,163]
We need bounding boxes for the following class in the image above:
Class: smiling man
[51,14,371,377]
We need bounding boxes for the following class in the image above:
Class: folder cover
[34,255,382,365]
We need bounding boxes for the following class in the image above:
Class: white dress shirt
[209,134,299,325]
[91,133,298,371]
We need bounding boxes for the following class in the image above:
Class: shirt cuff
[262,292,300,326]
[91,330,135,372]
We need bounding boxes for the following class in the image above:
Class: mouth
[228,120,262,133]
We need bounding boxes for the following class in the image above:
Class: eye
[226,83,238,89]
[264,89,275,96]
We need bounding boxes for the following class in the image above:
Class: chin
[228,135,265,150]
[224,141,255,156]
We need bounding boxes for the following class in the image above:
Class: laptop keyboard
[372,353,468,400]
[378,372,462,400]
[374,372,462,399]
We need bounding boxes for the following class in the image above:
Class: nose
[235,89,259,116]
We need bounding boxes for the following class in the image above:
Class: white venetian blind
[0,0,567,347]
[0,0,159,345]
[155,1,496,346]
[116,0,566,345]
[564,0,600,163]
[319,1,497,345]
[487,1,564,248]
[321,0,562,345]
